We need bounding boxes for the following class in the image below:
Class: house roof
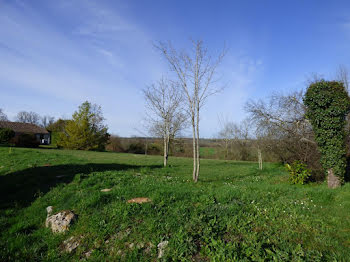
[0,121,49,134]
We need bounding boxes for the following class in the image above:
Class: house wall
[9,132,51,146]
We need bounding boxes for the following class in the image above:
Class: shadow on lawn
[0,163,161,209]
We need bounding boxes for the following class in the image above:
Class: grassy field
[0,147,350,261]
[199,147,218,159]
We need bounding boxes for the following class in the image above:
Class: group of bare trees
[143,40,226,182]
[143,78,187,167]
[245,90,321,171]
[16,111,55,128]
[0,108,55,128]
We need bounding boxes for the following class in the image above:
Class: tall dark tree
[0,128,15,144]
[304,80,350,188]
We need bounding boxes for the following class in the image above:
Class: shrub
[147,143,161,155]
[127,142,145,154]
[285,161,311,185]
[304,80,350,187]
[106,135,124,152]
[17,133,39,148]
[0,128,15,144]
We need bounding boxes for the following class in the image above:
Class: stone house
[0,121,51,145]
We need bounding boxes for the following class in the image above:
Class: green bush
[147,143,161,155]
[127,142,145,154]
[285,161,311,184]
[0,128,15,144]
[49,131,61,147]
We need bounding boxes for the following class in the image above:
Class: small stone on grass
[127,197,151,204]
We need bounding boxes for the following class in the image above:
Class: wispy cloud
[0,0,165,136]
[0,0,262,137]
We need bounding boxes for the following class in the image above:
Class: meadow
[0,147,349,261]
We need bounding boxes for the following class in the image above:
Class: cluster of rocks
[45,201,168,259]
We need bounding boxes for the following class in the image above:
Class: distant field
[199,146,218,158]
[0,147,350,261]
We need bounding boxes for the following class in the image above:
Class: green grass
[0,147,350,261]
[199,147,218,158]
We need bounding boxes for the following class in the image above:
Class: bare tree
[41,115,55,128]
[336,64,349,91]
[16,111,41,125]
[156,40,226,182]
[0,108,8,121]
[217,117,252,161]
[143,78,187,167]
[217,116,235,159]
[245,90,321,172]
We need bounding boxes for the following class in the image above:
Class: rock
[157,240,169,258]
[127,197,151,204]
[85,250,93,258]
[62,236,82,253]
[46,206,53,217]
[101,188,112,192]
[136,242,145,249]
[144,242,154,254]
[116,228,131,240]
[46,210,77,233]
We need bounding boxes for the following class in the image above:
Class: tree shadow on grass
[0,163,162,210]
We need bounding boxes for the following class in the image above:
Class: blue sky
[1,0,350,137]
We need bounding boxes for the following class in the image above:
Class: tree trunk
[145,139,148,155]
[191,115,197,181]
[327,168,341,188]
[258,149,262,170]
[195,106,200,182]
[163,135,167,167]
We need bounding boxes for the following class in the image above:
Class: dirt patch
[127,197,151,204]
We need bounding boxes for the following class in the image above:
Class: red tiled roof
[0,121,49,134]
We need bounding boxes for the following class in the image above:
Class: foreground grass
[0,147,349,261]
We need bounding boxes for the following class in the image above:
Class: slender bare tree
[336,64,349,91]
[217,116,235,159]
[143,78,187,167]
[41,116,55,128]
[0,108,8,121]
[156,40,226,182]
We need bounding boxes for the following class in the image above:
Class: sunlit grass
[0,147,349,261]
